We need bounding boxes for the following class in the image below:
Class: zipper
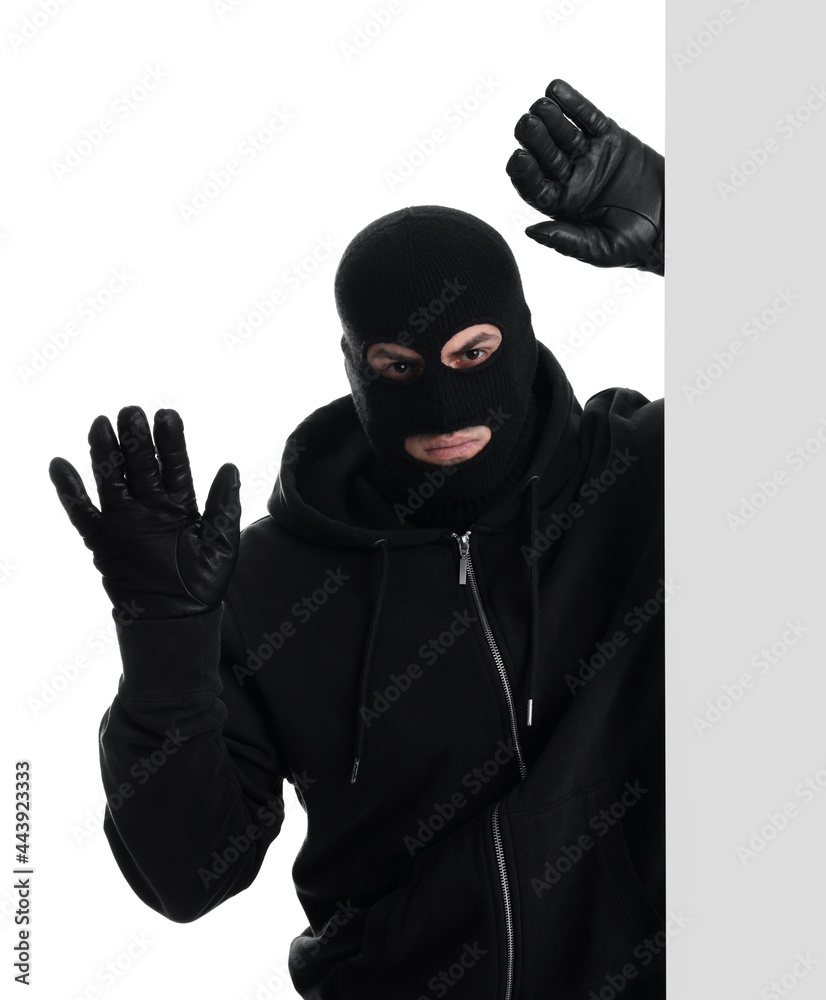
[452,531,527,781]
[492,803,515,1000]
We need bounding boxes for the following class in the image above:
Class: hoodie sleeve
[97,596,287,923]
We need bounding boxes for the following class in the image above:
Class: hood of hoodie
[267,341,582,546]
[266,343,587,791]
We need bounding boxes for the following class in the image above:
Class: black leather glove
[506,79,664,275]
[49,406,241,620]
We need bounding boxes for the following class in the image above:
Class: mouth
[404,425,492,465]
[422,434,484,460]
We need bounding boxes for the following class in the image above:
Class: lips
[422,433,484,460]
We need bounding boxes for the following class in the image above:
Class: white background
[4,0,818,998]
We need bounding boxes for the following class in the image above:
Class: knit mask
[335,205,538,504]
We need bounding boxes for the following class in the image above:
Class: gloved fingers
[545,79,611,138]
[153,409,198,515]
[514,113,573,183]
[529,97,589,156]
[88,414,131,508]
[200,463,241,558]
[506,149,561,216]
[116,405,164,503]
[525,221,609,264]
[48,457,103,538]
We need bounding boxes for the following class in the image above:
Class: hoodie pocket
[334,807,504,1000]
[498,777,665,997]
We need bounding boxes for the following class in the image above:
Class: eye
[366,343,425,379]
[383,360,421,379]
[452,346,489,368]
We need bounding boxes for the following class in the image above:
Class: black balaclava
[335,205,539,526]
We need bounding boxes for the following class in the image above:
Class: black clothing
[335,205,539,506]
[99,342,664,998]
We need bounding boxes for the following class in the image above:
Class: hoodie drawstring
[351,538,390,784]
[351,481,541,783]
[526,475,540,735]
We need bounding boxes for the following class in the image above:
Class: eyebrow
[368,346,423,362]
[445,331,499,352]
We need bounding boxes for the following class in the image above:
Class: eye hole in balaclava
[335,205,539,507]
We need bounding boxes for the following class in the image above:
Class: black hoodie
[99,341,665,999]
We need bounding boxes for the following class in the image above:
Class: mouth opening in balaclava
[335,205,540,528]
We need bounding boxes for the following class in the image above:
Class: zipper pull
[454,532,470,585]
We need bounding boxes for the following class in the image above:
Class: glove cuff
[112,603,224,702]
[643,219,665,276]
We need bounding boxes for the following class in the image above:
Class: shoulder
[583,387,663,452]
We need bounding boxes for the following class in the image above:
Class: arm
[98,595,286,922]
[506,79,664,275]
[50,406,285,921]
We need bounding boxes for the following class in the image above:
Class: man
[50,80,664,998]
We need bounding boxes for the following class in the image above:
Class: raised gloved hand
[49,406,241,620]
[506,79,664,274]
